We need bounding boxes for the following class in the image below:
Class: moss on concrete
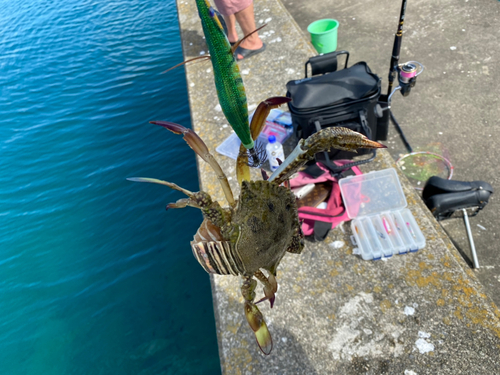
[176,0,500,373]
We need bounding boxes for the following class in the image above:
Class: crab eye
[209,6,215,17]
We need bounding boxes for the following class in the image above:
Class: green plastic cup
[307,19,339,54]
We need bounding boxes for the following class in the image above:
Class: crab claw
[269,127,387,184]
[149,121,236,208]
[244,301,273,355]
[302,127,387,155]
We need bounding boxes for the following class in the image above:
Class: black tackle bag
[286,51,386,167]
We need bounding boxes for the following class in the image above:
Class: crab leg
[269,127,387,185]
[254,270,278,308]
[126,177,193,195]
[150,121,236,208]
[127,177,229,227]
[241,276,273,355]
[126,177,198,206]
[236,97,291,184]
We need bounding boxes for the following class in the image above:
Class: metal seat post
[462,209,480,269]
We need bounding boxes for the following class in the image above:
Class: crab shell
[191,180,302,277]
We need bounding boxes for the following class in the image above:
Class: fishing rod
[387,0,407,95]
[379,0,424,153]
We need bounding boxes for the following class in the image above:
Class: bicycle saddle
[422,176,493,220]
[422,176,493,201]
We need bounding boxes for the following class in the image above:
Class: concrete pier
[282,0,500,308]
[175,0,500,373]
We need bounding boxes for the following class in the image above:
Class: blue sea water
[0,0,221,374]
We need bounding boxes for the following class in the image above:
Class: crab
[128,96,386,355]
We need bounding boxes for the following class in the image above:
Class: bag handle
[305,50,350,78]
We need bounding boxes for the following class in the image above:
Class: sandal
[234,43,266,61]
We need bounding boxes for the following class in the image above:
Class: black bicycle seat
[422,176,493,220]
[422,176,493,201]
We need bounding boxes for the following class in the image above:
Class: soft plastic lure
[195,0,261,165]
[382,216,392,234]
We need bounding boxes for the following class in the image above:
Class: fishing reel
[388,61,424,101]
[376,60,424,151]
[375,0,425,150]
[398,61,424,96]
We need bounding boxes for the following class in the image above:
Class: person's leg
[234,2,263,57]
[212,0,264,58]
[222,14,239,44]
[212,0,244,43]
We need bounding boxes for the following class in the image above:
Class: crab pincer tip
[264,96,292,106]
[373,140,388,149]
[269,296,275,309]
[255,294,275,308]
[261,169,269,181]
[149,121,186,135]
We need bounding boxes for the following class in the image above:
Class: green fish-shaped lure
[195,0,262,165]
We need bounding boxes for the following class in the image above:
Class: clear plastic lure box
[339,168,426,260]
